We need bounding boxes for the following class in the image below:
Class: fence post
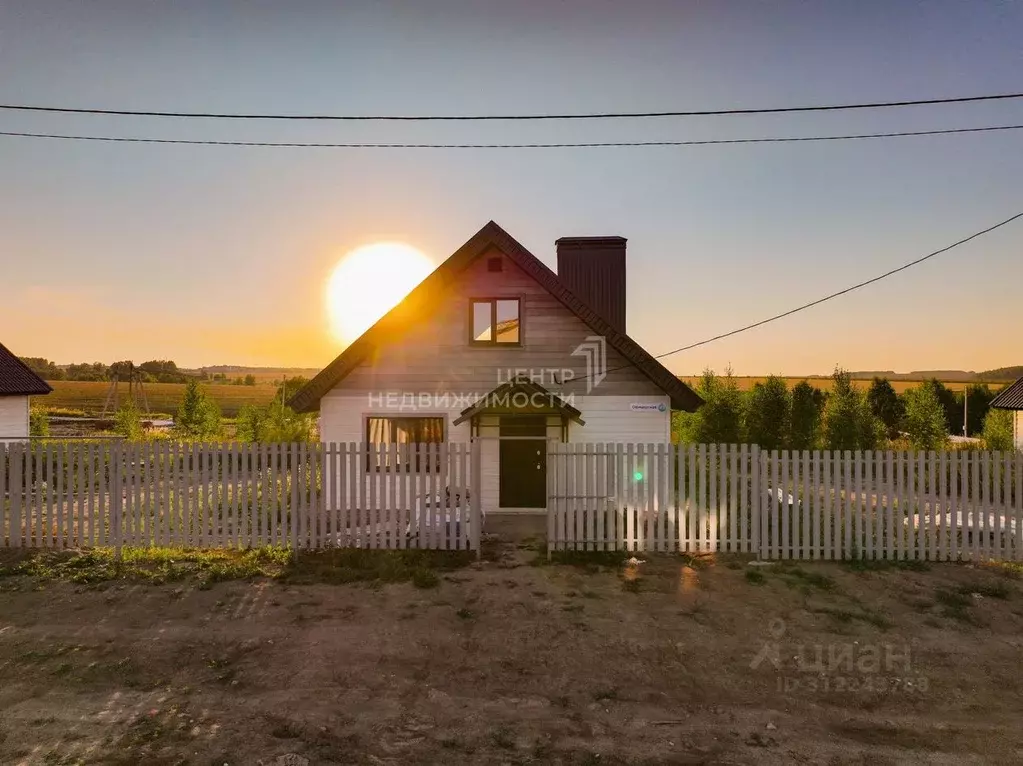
[112,440,123,563]
[751,445,762,559]
[471,438,482,559]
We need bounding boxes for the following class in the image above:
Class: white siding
[1016,411,1023,451]
[0,396,29,441]
[568,395,671,444]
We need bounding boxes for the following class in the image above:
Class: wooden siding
[0,396,28,440]
[335,246,662,397]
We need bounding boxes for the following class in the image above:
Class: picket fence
[0,441,481,552]
[547,443,1023,561]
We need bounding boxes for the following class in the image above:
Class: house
[290,221,702,514]
[990,376,1023,450]
[0,342,52,440]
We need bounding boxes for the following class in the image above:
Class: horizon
[2,1,1022,374]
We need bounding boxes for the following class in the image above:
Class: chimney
[556,236,627,334]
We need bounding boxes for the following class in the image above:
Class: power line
[1,91,1021,121]
[562,208,1023,387]
[2,123,1021,149]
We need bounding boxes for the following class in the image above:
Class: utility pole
[963,388,968,437]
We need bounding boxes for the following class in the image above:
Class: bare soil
[2,540,1023,765]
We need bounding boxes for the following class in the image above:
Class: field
[679,376,1006,394]
[43,381,279,417]
[1,526,1022,765]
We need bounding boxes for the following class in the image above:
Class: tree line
[111,378,314,443]
[673,369,1017,452]
[20,357,263,386]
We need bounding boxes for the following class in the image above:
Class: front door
[499,415,547,508]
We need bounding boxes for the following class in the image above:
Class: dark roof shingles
[0,343,53,396]
[990,377,1023,410]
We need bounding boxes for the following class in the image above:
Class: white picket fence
[0,441,481,552]
[547,443,1023,561]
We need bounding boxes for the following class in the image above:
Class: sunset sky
[1,1,1020,376]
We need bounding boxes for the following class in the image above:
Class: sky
[0,0,1020,376]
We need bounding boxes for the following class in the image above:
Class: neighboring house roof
[990,377,1023,410]
[0,342,53,396]
[290,221,702,413]
[452,376,585,426]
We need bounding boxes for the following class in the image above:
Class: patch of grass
[745,568,766,585]
[958,581,1011,599]
[0,545,476,588]
[283,548,475,586]
[985,561,1023,579]
[532,547,629,570]
[811,606,891,629]
[411,569,440,589]
[934,588,975,623]
[771,562,836,591]
[845,558,929,573]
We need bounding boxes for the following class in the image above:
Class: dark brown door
[499,416,547,508]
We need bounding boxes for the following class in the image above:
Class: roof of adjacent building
[289,220,702,413]
[990,376,1023,410]
[0,342,53,396]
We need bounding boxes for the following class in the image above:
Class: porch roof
[452,377,585,426]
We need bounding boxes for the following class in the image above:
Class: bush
[29,406,49,437]
[903,382,949,450]
[982,409,1014,452]
[114,399,144,441]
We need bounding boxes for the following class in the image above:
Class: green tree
[921,379,959,434]
[981,409,1014,452]
[114,399,144,441]
[902,384,949,450]
[276,376,310,405]
[789,380,825,450]
[823,368,882,450]
[744,375,790,450]
[962,384,995,437]
[867,377,903,439]
[174,380,222,439]
[243,374,257,386]
[19,357,65,380]
[675,368,744,444]
[29,406,49,437]
[236,402,315,442]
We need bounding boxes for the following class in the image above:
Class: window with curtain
[365,416,445,471]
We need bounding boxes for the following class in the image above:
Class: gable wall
[330,245,662,397]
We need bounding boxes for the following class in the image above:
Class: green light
[633,471,644,481]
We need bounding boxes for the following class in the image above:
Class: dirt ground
[2,532,1023,765]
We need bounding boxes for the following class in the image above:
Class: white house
[0,342,52,440]
[290,221,702,515]
[990,377,1023,450]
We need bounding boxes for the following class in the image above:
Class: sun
[326,242,435,344]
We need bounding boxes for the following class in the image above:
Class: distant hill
[977,366,1023,381]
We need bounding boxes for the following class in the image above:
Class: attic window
[487,257,503,272]
[470,298,520,345]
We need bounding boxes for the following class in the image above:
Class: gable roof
[289,221,702,413]
[452,376,585,426]
[990,377,1023,410]
[0,342,53,396]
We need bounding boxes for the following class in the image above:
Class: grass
[45,380,279,418]
[0,546,475,587]
[934,588,975,622]
[745,568,766,585]
[846,558,930,573]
